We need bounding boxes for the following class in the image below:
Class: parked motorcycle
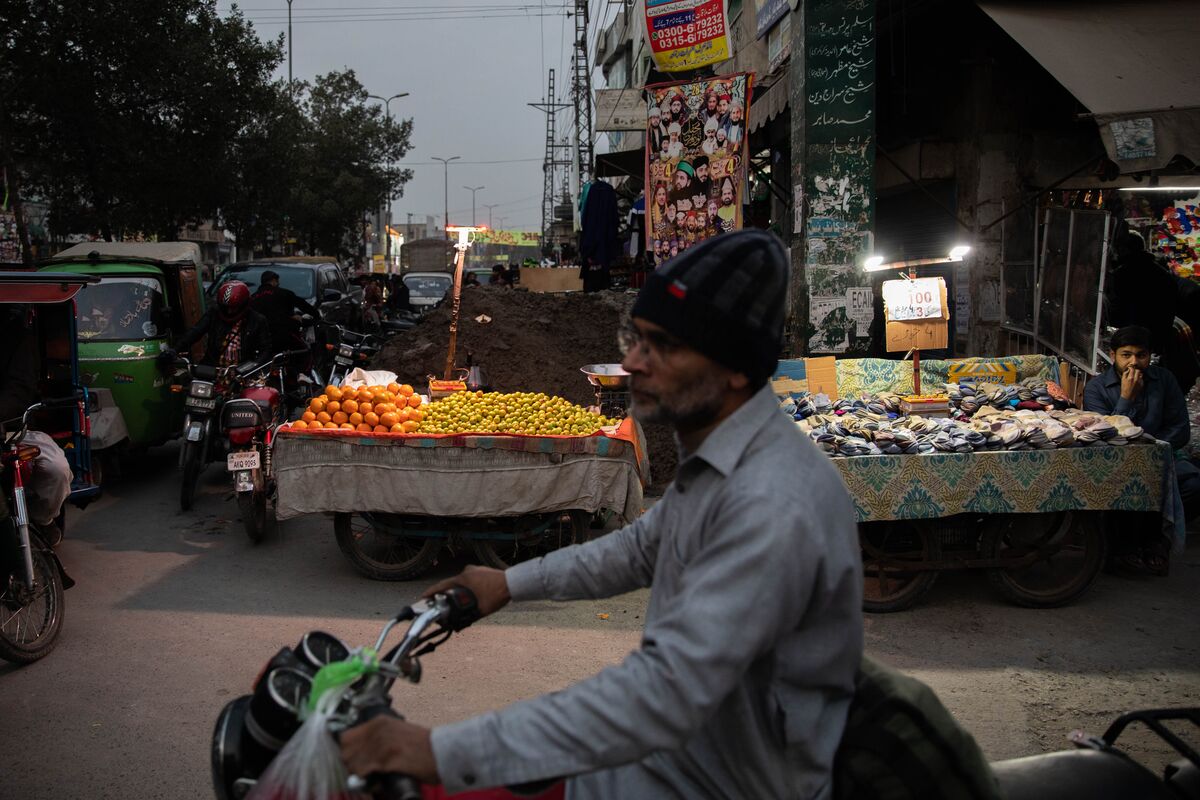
[0,402,75,664]
[212,587,1200,800]
[176,357,223,512]
[322,324,383,387]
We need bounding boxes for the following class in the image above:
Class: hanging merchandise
[645,0,733,72]
[645,73,754,266]
[1149,200,1200,278]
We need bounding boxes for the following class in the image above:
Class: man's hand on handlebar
[341,716,439,785]
[423,565,511,617]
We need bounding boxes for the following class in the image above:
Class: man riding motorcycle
[161,281,271,390]
[250,270,319,384]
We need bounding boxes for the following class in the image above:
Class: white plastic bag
[342,368,398,388]
[246,686,363,800]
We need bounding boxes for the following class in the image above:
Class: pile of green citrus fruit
[416,391,615,436]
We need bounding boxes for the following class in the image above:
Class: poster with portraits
[645,73,753,267]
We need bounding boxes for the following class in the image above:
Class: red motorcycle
[220,352,303,543]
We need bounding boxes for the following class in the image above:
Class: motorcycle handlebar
[344,705,423,800]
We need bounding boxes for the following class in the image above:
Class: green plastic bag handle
[306,649,379,715]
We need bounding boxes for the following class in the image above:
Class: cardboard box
[946,361,1018,384]
[805,356,839,400]
[771,359,808,396]
[519,266,583,293]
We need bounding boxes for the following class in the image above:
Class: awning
[595,146,645,179]
[978,0,1200,172]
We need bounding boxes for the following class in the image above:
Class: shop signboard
[755,0,789,39]
[882,277,945,321]
[595,89,648,132]
[804,0,876,354]
[645,73,753,266]
[645,0,732,72]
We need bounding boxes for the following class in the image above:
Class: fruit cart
[842,441,1178,612]
[272,398,647,581]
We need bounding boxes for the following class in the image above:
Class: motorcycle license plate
[187,397,217,410]
[335,356,353,366]
[227,451,261,471]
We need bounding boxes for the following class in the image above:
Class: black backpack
[833,656,1003,800]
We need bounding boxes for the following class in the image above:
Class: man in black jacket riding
[167,281,272,377]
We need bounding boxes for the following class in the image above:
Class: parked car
[403,271,453,313]
[211,258,363,330]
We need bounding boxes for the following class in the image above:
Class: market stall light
[863,255,885,270]
[949,245,972,260]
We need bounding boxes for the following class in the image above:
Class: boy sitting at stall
[1083,324,1198,573]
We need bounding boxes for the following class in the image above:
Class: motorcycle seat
[992,748,1176,800]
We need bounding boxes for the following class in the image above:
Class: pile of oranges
[290,382,425,433]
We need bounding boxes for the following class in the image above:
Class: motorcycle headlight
[191,381,214,398]
[338,344,354,358]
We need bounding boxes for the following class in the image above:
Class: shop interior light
[863,255,885,270]
[948,245,971,260]
[1118,186,1200,192]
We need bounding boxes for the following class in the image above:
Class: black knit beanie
[632,230,789,386]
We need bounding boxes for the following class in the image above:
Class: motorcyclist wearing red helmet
[167,280,272,372]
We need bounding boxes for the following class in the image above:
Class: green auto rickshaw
[39,243,207,474]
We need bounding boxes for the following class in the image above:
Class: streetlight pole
[432,156,461,241]
[463,185,485,227]
[482,203,500,230]
[367,92,409,272]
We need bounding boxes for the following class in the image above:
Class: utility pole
[368,92,409,272]
[482,203,500,229]
[463,185,485,227]
[570,0,594,187]
[529,69,571,248]
[287,0,294,96]
[432,156,460,269]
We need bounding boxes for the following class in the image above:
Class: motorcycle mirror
[323,289,343,302]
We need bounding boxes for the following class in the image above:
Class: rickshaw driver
[161,281,271,388]
[0,309,73,545]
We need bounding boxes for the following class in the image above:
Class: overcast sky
[217,1,616,232]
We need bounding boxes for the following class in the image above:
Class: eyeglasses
[618,323,686,361]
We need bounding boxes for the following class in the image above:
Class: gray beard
[630,371,726,430]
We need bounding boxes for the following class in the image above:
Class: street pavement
[1,441,1198,798]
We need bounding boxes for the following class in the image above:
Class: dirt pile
[376,286,677,488]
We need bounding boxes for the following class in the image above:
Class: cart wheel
[982,512,1106,608]
[334,513,441,581]
[472,510,589,570]
[860,521,941,613]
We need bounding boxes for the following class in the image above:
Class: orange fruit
[326,386,343,401]
[373,425,389,433]
[342,399,358,414]
[349,412,364,426]
[332,411,349,425]
[407,394,422,408]
[387,382,401,394]
[326,400,341,415]
[409,408,424,422]
[356,423,373,432]
[358,401,373,415]
[364,412,380,427]
[390,423,404,433]
[309,398,326,414]
[292,420,308,430]
[379,412,399,428]
[397,407,412,423]
[324,421,339,429]
[401,420,419,433]
[399,384,414,397]
[301,411,317,422]
[316,411,332,424]
[339,423,354,430]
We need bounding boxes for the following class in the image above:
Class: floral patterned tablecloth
[832,441,1172,523]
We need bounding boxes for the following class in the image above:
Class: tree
[288,70,413,260]
[0,1,283,247]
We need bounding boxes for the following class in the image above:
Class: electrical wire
[243,11,570,24]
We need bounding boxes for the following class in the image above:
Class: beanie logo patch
[667,280,687,300]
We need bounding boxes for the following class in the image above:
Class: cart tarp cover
[977,0,1200,174]
[49,242,202,265]
[272,432,645,521]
